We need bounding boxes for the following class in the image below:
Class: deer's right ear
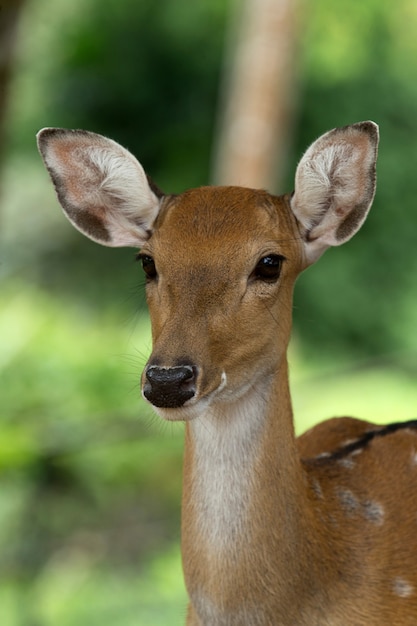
[37,128,163,247]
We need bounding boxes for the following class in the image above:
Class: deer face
[138,186,302,419]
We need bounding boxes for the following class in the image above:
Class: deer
[37,121,417,625]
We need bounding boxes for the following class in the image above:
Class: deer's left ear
[291,121,379,264]
[37,128,163,247]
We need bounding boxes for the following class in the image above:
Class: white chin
[153,396,212,422]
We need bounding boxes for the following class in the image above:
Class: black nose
[143,365,197,408]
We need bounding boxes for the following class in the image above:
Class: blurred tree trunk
[212,0,300,192]
[0,0,25,154]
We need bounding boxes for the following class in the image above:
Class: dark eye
[139,254,157,280]
[251,254,284,282]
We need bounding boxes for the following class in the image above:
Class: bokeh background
[2,0,417,623]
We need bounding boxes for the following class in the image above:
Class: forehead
[150,186,295,252]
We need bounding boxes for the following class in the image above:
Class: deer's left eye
[251,255,284,282]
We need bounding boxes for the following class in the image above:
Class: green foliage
[1,547,187,625]
[0,281,186,622]
[11,0,227,193]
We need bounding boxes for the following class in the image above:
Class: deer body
[37,122,417,624]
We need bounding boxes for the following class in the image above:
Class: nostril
[144,365,197,409]
[181,365,196,384]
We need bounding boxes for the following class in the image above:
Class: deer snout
[143,364,197,408]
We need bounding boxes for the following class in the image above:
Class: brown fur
[142,188,417,625]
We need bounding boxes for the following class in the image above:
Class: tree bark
[212,0,300,192]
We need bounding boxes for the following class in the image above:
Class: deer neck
[181,359,319,622]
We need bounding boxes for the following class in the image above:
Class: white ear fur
[291,121,379,264]
[37,128,162,247]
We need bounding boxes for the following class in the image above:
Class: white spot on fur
[411,450,417,466]
[337,489,384,524]
[316,451,331,459]
[337,488,359,516]
[393,578,413,598]
[312,480,323,499]
[342,438,357,447]
[338,457,355,470]
[218,371,227,393]
[362,500,384,525]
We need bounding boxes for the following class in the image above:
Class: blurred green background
[2,0,417,623]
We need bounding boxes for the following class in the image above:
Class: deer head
[37,122,378,422]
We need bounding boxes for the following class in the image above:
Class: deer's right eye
[139,254,157,280]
